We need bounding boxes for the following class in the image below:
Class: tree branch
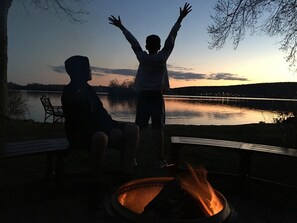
[208,0,297,70]
[31,0,89,23]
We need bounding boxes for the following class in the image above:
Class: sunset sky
[8,0,297,88]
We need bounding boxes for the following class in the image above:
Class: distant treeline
[170,82,297,99]
[7,82,109,92]
[7,82,297,99]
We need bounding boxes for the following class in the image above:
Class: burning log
[142,165,223,219]
[141,179,205,219]
[110,165,229,222]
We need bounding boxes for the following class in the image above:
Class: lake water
[18,91,297,125]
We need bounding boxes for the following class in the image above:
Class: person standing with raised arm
[108,3,192,168]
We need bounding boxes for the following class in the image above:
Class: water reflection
[165,98,266,125]
[19,91,297,125]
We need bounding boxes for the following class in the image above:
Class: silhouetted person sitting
[109,3,192,168]
[61,55,139,209]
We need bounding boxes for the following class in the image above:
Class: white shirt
[122,22,181,92]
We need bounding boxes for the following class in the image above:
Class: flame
[118,185,163,214]
[179,164,223,216]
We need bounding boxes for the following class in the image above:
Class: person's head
[145,35,161,54]
[64,55,91,83]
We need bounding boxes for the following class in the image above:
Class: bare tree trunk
[0,0,12,118]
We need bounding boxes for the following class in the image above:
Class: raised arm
[162,3,192,55]
[108,15,124,30]
[177,2,192,24]
[108,15,142,53]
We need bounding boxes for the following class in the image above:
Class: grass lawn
[1,118,297,185]
[1,118,296,146]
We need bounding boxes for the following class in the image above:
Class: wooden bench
[171,136,297,186]
[1,138,68,182]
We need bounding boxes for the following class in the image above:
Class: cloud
[207,73,249,81]
[167,64,193,71]
[90,67,136,77]
[169,71,206,80]
[168,71,248,81]
[50,65,136,77]
[50,66,65,73]
[50,65,249,81]
[167,65,249,81]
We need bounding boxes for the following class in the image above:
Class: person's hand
[108,15,123,28]
[179,3,192,21]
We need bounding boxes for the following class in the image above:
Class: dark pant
[135,90,165,130]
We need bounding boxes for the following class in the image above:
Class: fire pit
[106,176,231,223]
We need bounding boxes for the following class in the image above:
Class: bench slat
[172,137,244,149]
[1,138,68,157]
[171,136,297,157]
[249,144,297,157]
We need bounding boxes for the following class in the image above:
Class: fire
[116,168,224,217]
[118,180,164,214]
[179,164,223,216]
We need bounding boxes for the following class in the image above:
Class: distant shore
[8,81,297,99]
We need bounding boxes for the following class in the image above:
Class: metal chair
[40,95,64,126]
